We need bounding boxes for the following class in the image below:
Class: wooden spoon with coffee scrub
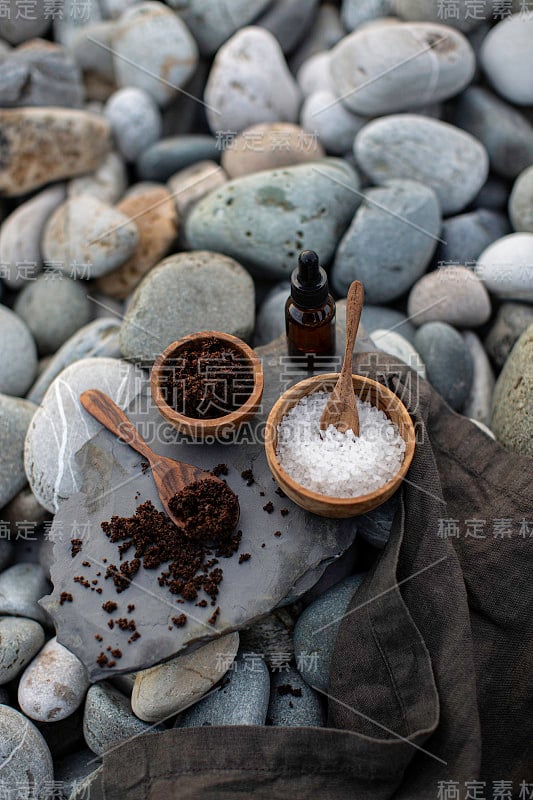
[320,280,364,435]
[80,389,240,531]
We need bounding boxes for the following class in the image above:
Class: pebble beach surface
[0,1,531,795]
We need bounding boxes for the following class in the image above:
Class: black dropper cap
[290,250,329,308]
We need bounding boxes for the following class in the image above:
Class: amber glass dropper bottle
[285,250,336,360]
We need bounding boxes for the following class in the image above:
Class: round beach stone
[301,89,367,156]
[84,682,162,755]
[475,233,533,302]
[484,302,533,370]
[168,0,272,56]
[132,633,240,722]
[0,617,45,685]
[42,194,139,280]
[24,357,145,512]
[361,305,416,344]
[371,329,426,377]
[111,2,198,107]
[186,159,361,280]
[267,666,325,727]
[330,22,474,116]
[294,574,365,691]
[292,3,345,70]
[137,135,220,182]
[407,266,491,328]
[0,393,36,509]
[454,86,533,180]
[105,88,162,162]
[71,19,116,85]
[221,123,325,179]
[54,0,103,46]
[14,274,92,356]
[0,563,50,625]
[119,251,255,363]
[0,0,49,44]
[0,184,66,289]
[254,281,290,346]
[167,161,227,222]
[0,108,111,197]
[462,331,494,427]
[0,705,53,798]
[480,14,533,106]
[332,179,441,302]
[255,0,319,55]
[18,637,89,722]
[297,52,334,96]
[69,151,128,205]
[355,115,488,215]
[435,209,510,267]
[96,186,178,299]
[341,0,394,31]
[0,39,83,109]
[3,486,50,538]
[491,325,533,457]
[392,0,485,32]
[204,26,301,134]
[0,306,37,396]
[509,166,533,234]
[414,321,473,410]
[175,650,270,728]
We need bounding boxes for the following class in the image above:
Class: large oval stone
[491,325,533,457]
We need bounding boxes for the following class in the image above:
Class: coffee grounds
[161,337,254,419]
[241,469,254,486]
[263,502,274,514]
[239,553,251,564]
[212,463,229,477]
[71,539,82,557]
[168,479,239,544]
[59,592,73,605]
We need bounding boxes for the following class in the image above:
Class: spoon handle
[342,280,364,380]
[80,389,154,462]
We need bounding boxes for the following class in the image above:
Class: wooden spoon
[320,280,364,435]
[80,389,240,531]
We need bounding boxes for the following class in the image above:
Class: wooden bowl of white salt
[264,373,416,518]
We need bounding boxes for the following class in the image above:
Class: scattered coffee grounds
[107,660,116,668]
[71,539,82,557]
[127,604,135,613]
[82,561,91,568]
[260,491,265,497]
[275,486,286,498]
[241,468,254,486]
[168,479,239,544]
[172,614,187,628]
[59,592,73,605]
[96,588,102,594]
[96,653,108,667]
[107,620,114,629]
[212,463,229,477]
[116,617,136,632]
[261,543,266,548]
[263,501,274,514]
[74,575,90,589]
[128,631,141,644]
[102,601,117,614]
[196,599,208,608]
[277,685,302,698]
[274,531,282,538]
[280,508,289,517]
[111,648,122,659]
[208,606,220,625]
[95,634,103,642]
[239,553,251,564]
[161,337,254,419]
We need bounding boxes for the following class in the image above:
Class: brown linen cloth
[97,354,533,800]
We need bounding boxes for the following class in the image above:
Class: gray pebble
[361,305,416,345]
[491,325,533,457]
[371,329,426,377]
[0,305,37,396]
[0,0,49,44]
[105,87,162,162]
[357,492,400,549]
[14,273,92,356]
[111,2,198,107]
[27,318,121,405]
[475,233,533,302]
[0,40,83,108]
[480,14,533,106]
[407,266,491,328]
[68,151,128,205]
[0,184,66,289]
[341,0,394,31]
[119,250,255,364]
[332,179,441,301]
[254,281,290,346]
[54,0,102,47]
[55,748,102,799]
[255,0,319,55]
[509,165,533,234]
[42,194,139,280]
[186,159,361,280]
[355,115,489,215]
[297,52,334,96]
[137,135,220,182]
[436,208,510,267]
[414,321,473,410]
[454,86,533,180]
[83,682,162,756]
[167,161,227,224]
[0,705,53,798]
[24,357,145,512]
[294,574,365,691]
[300,89,367,156]
[0,616,45,685]
[0,393,36,509]
[71,20,116,85]
[484,302,533,369]
[175,650,270,728]
[392,0,485,32]
[267,666,325,727]
[291,3,345,71]
[0,563,50,625]
[168,0,271,56]
[462,331,494,427]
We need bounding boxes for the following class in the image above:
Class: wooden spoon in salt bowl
[80,389,240,532]
[320,280,364,435]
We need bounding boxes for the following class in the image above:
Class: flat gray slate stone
[40,338,357,681]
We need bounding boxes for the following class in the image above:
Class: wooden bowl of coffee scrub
[151,331,264,439]
[265,373,416,518]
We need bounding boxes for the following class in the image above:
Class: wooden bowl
[151,331,264,440]
[265,373,415,518]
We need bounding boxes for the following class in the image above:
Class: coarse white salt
[276,390,406,498]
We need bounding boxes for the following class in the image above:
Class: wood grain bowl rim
[150,331,264,436]
[264,373,416,515]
